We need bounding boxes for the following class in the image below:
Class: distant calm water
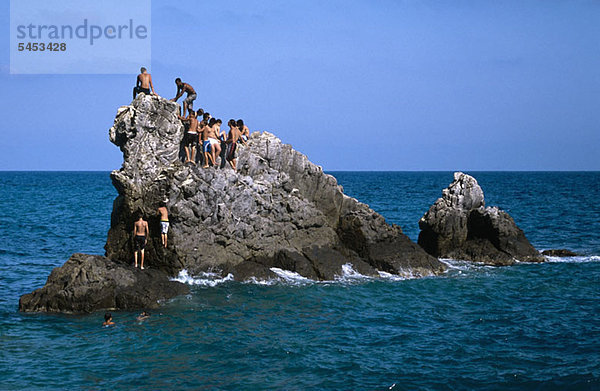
[1,171,599,390]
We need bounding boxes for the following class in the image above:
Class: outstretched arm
[172,86,183,101]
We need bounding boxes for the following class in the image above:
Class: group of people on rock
[133,67,250,171]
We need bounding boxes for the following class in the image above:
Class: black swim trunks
[183,132,198,147]
[134,235,146,250]
[133,86,151,97]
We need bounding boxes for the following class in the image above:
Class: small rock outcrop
[541,249,577,257]
[418,172,544,265]
[19,254,189,313]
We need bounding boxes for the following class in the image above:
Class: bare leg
[134,251,138,267]
[203,152,211,168]
[214,144,221,166]
[191,147,196,164]
[184,146,191,163]
[140,249,145,270]
[163,233,167,248]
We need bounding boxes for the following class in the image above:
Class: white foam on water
[170,269,234,287]
[336,263,372,281]
[544,255,600,264]
[268,267,314,285]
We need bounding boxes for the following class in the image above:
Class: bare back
[182,83,195,95]
[188,117,198,133]
[158,207,168,221]
[206,125,218,140]
[138,73,152,89]
[228,126,241,143]
[134,220,148,236]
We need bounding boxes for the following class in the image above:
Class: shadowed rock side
[19,254,189,314]
[418,172,545,266]
[105,94,446,280]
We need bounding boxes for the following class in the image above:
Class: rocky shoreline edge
[19,95,551,314]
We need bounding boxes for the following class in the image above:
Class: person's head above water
[104,312,112,321]
[140,67,147,74]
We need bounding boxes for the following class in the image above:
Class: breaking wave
[171,269,234,287]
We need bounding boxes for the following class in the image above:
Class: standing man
[133,214,149,269]
[133,67,155,99]
[158,201,169,248]
[179,111,199,164]
[171,78,197,116]
[224,119,241,170]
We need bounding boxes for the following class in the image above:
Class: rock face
[418,172,544,266]
[19,254,189,313]
[105,94,446,280]
[20,94,447,314]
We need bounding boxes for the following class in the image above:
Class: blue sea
[1,171,599,390]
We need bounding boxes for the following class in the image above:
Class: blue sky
[0,0,598,171]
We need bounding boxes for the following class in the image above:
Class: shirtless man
[157,202,169,248]
[171,78,197,116]
[133,214,149,269]
[198,119,213,168]
[237,119,250,144]
[205,118,222,166]
[133,67,155,99]
[225,119,241,170]
[179,111,199,164]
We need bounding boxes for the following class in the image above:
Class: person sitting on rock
[224,119,241,170]
[236,119,249,144]
[133,214,149,269]
[205,118,222,167]
[179,111,199,164]
[170,78,197,116]
[157,201,169,248]
[133,67,155,99]
[103,312,115,327]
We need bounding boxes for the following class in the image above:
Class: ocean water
[1,171,599,390]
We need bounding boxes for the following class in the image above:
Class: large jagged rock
[105,94,446,280]
[19,94,447,314]
[19,253,189,313]
[418,172,544,265]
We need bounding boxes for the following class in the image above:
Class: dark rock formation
[418,172,544,266]
[20,94,447,314]
[19,253,188,313]
[541,249,578,257]
[105,94,446,280]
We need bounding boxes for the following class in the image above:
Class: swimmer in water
[103,312,115,327]
[136,311,150,321]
